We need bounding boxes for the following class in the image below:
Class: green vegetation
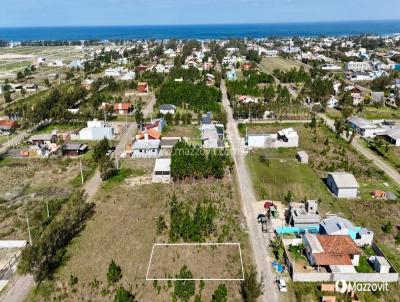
[107,260,122,285]
[171,141,231,180]
[211,284,228,302]
[355,256,374,273]
[156,81,222,112]
[168,194,216,242]
[18,191,95,282]
[240,266,263,302]
[173,265,196,302]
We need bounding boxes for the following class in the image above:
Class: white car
[276,277,288,292]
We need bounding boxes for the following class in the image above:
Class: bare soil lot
[147,244,243,280]
[27,159,251,301]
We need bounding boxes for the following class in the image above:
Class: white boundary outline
[146,242,245,281]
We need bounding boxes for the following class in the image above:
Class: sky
[1,0,400,27]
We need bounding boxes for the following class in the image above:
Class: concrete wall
[292,272,399,282]
[0,240,26,248]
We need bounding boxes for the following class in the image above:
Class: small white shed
[296,151,309,163]
[152,158,171,183]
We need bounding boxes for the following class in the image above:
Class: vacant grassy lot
[361,106,400,120]
[163,125,200,138]
[259,57,309,74]
[247,153,334,202]
[147,244,243,280]
[0,157,80,239]
[29,159,251,301]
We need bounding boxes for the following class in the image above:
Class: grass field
[0,157,80,239]
[259,57,309,74]
[361,106,400,120]
[363,140,400,173]
[247,152,334,202]
[27,159,251,301]
[162,125,200,138]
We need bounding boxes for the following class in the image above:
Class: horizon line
[1,18,400,29]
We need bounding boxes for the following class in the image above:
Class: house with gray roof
[286,200,320,228]
[132,139,160,158]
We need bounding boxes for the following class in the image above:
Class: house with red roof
[114,103,132,115]
[137,82,149,93]
[303,234,361,271]
[0,120,18,132]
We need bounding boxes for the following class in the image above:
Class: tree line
[170,141,230,180]
[156,81,222,113]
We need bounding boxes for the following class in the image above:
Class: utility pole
[26,214,32,246]
[79,158,84,184]
[46,200,50,219]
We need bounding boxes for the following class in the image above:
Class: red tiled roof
[138,128,161,140]
[114,103,131,110]
[0,120,18,127]
[314,254,352,266]
[317,235,361,255]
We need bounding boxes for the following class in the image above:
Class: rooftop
[328,172,359,188]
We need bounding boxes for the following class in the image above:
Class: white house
[327,95,339,108]
[321,64,341,71]
[159,104,177,115]
[152,158,171,183]
[120,71,136,81]
[346,61,371,72]
[79,119,114,140]
[379,128,400,146]
[132,139,160,158]
[326,172,359,198]
[347,116,385,138]
[246,128,299,149]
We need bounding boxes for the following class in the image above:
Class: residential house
[132,139,160,158]
[202,128,224,149]
[246,128,299,149]
[238,95,258,104]
[114,103,132,115]
[137,128,161,140]
[159,104,177,115]
[319,216,374,246]
[120,71,136,81]
[0,120,18,133]
[62,144,88,156]
[29,134,57,145]
[138,82,149,93]
[82,79,94,90]
[347,116,386,138]
[303,234,361,271]
[326,172,359,198]
[346,61,371,72]
[152,158,171,183]
[378,128,400,146]
[286,200,321,228]
[79,119,114,140]
[144,118,165,133]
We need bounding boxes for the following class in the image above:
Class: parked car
[276,277,288,292]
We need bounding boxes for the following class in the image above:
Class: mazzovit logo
[335,280,389,293]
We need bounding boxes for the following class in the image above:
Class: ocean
[1,20,400,41]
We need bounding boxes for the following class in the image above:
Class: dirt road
[0,274,34,302]
[221,80,280,302]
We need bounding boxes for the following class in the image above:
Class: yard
[26,159,252,302]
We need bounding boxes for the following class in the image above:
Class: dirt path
[0,274,34,302]
[318,113,400,186]
[221,80,280,302]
